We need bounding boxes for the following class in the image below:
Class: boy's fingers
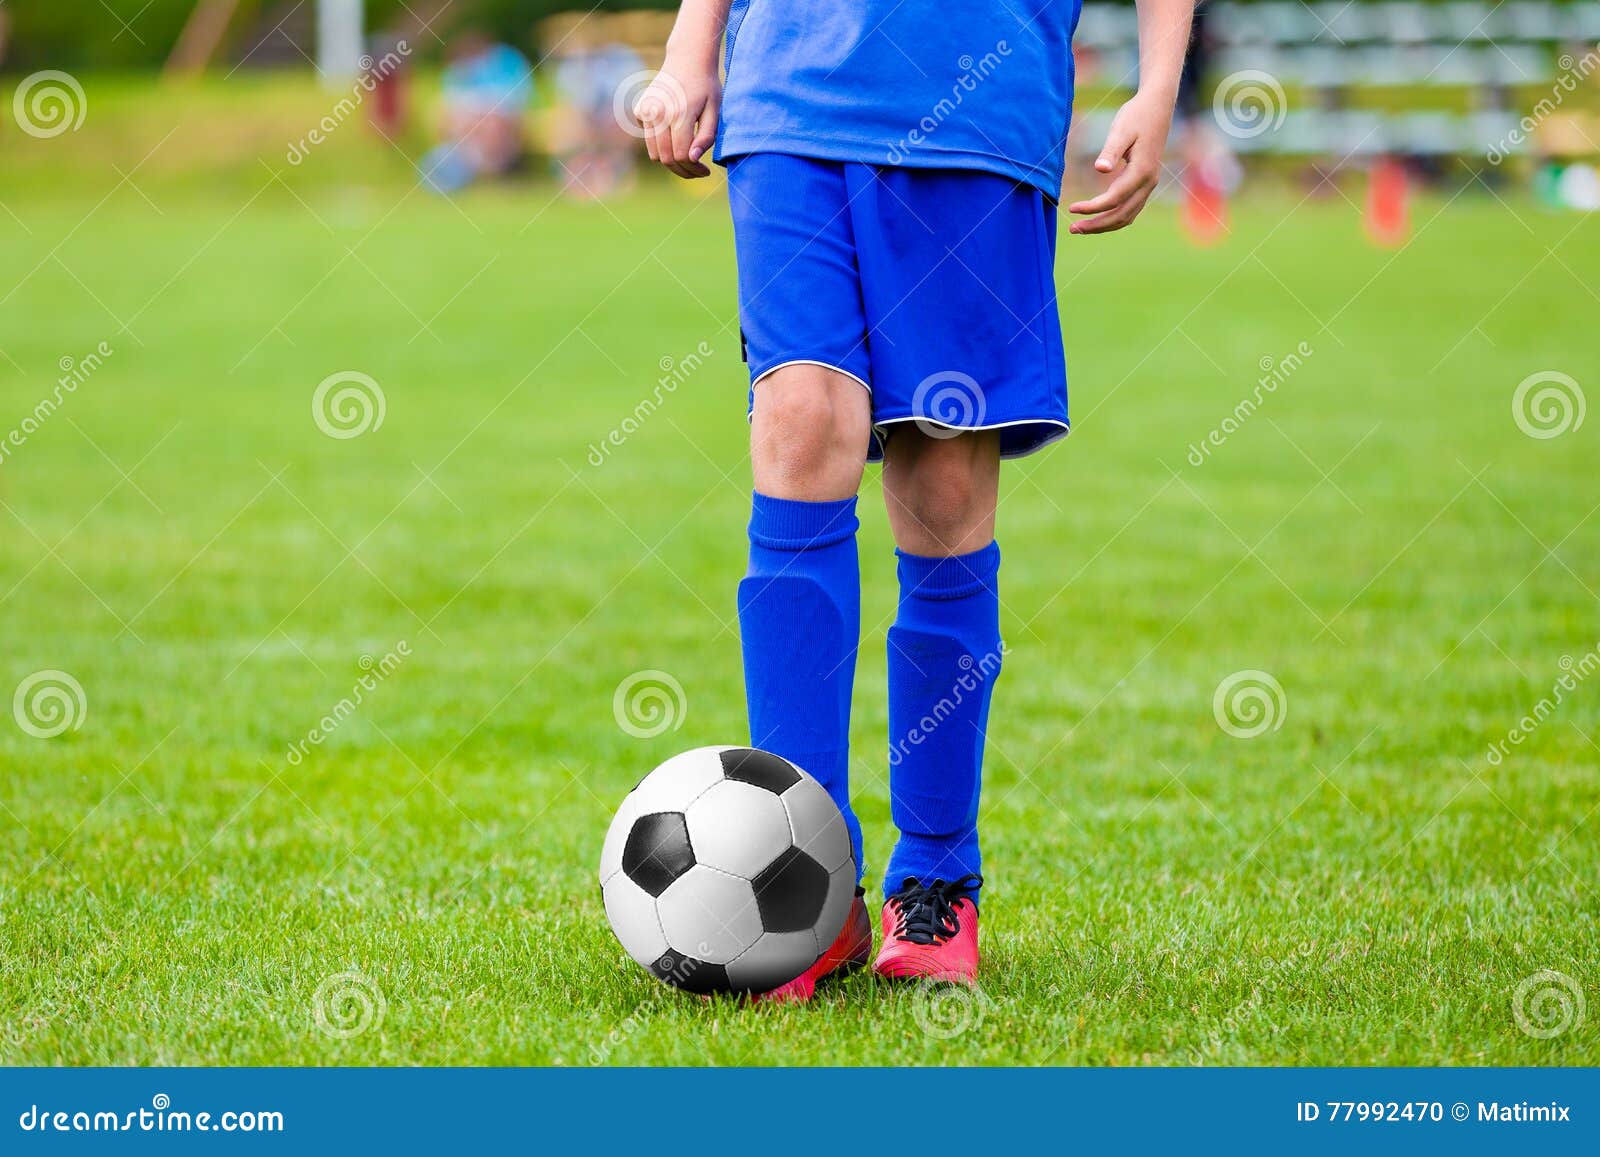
[1070,210,1129,235]
[634,89,667,130]
[1070,187,1151,234]
[1067,169,1141,215]
[1066,189,1120,215]
[689,101,719,163]
[650,121,677,166]
[670,111,696,167]
[1095,125,1134,173]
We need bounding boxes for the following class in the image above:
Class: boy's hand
[635,57,722,179]
[1067,91,1174,235]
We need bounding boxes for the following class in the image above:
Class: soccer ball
[599,746,855,994]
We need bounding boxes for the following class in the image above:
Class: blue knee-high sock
[738,492,864,883]
[884,541,1002,901]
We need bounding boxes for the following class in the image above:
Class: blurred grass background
[0,36,1598,1065]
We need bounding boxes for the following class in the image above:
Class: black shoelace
[888,875,983,945]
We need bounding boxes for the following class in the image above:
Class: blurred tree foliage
[0,0,678,73]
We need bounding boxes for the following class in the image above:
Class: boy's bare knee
[751,366,870,499]
[883,431,1000,555]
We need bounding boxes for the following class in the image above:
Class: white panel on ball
[598,746,729,884]
[781,777,854,873]
[656,865,764,965]
[684,778,794,879]
[601,873,668,968]
[625,746,728,814]
[726,929,822,992]
[814,862,855,955]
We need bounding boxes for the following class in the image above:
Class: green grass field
[1,77,1598,1066]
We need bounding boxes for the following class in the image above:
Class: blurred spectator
[421,32,533,193]
[548,22,646,199]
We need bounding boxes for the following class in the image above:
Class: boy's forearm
[1134,0,1194,102]
[665,0,733,66]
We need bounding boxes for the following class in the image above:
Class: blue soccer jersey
[714,0,1083,198]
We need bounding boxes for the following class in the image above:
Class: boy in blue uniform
[637,0,1194,997]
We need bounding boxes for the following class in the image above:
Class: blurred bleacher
[1073,1,1600,160]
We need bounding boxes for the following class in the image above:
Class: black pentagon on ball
[651,951,731,995]
[719,747,801,794]
[750,846,830,933]
[622,812,695,897]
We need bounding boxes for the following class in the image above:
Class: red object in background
[1182,164,1229,246]
[1365,157,1410,248]
[367,61,409,138]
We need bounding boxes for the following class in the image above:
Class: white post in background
[317,0,365,85]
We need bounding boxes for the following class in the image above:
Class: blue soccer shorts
[726,152,1069,461]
